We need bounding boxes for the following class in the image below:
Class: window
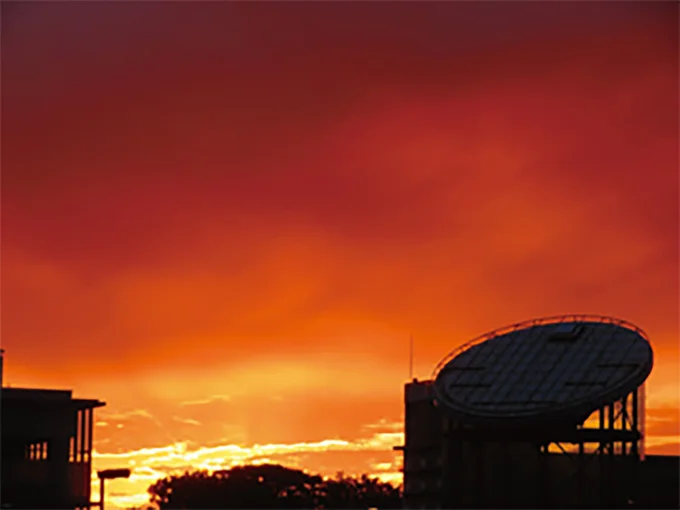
[25,441,49,461]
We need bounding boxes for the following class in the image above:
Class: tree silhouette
[148,464,402,509]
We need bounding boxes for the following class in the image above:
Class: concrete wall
[402,380,445,509]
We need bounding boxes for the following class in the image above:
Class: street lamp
[97,468,131,510]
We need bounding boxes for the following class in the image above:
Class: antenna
[409,334,414,380]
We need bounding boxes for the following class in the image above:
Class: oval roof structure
[432,315,653,427]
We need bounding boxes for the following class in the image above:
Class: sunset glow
[3,1,678,508]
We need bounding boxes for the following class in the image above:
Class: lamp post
[97,468,131,510]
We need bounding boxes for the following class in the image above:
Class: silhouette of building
[0,352,105,509]
[395,380,443,508]
[396,378,679,509]
[395,317,680,509]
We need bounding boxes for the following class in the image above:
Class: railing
[431,314,649,380]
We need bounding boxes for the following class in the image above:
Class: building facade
[396,379,679,509]
[1,386,105,509]
[396,380,445,508]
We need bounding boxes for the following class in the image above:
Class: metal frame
[398,316,654,509]
[432,315,649,378]
[438,384,646,509]
[541,384,644,508]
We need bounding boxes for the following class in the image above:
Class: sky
[2,1,679,508]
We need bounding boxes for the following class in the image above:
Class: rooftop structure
[395,315,674,509]
[0,352,106,509]
[432,315,652,429]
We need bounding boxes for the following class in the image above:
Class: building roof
[1,386,105,409]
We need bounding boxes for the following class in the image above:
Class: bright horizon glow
[92,432,404,510]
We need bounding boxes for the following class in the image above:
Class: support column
[631,390,639,506]
[608,403,616,508]
[87,408,94,507]
[84,408,91,463]
[599,407,606,507]
[577,440,585,508]
[621,395,628,455]
[100,478,106,510]
[76,409,84,463]
[538,443,549,509]
[631,390,639,456]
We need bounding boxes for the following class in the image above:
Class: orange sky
[2,1,679,508]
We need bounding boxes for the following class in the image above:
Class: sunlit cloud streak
[92,431,404,510]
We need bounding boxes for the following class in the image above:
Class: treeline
[147,463,402,509]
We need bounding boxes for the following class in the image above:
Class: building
[0,352,106,509]
[395,380,443,508]
[637,454,680,509]
[396,378,680,509]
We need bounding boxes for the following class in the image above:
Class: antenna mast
[409,335,414,380]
